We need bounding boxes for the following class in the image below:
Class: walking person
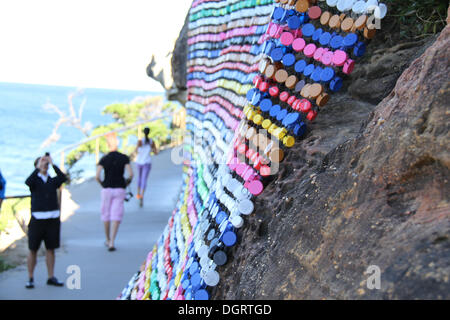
[134,127,158,207]
[25,154,67,289]
[0,169,5,212]
[96,133,133,251]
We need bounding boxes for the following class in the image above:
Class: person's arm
[151,140,158,155]
[125,163,133,186]
[96,165,104,187]
[25,169,39,191]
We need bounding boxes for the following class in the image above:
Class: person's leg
[101,189,112,244]
[27,250,37,279]
[0,198,3,211]
[108,189,125,249]
[136,164,144,198]
[140,164,152,197]
[46,249,55,278]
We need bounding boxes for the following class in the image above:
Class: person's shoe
[108,246,116,252]
[25,278,34,289]
[47,277,64,287]
[139,198,143,208]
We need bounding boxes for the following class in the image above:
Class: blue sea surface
[0,82,164,197]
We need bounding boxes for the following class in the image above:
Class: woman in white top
[135,127,157,207]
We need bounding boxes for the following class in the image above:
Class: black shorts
[28,217,61,251]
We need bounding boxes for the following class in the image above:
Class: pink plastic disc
[321,51,333,66]
[292,38,306,52]
[248,180,264,196]
[343,59,355,74]
[313,47,324,61]
[303,43,317,57]
[268,24,279,38]
[332,50,348,66]
[280,32,294,46]
[236,163,247,176]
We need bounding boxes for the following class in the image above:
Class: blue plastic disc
[354,42,366,57]
[320,67,335,83]
[294,59,307,73]
[269,104,281,118]
[282,53,296,67]
[276,108,288,121]
[222,231,237,247]
[302,23,315,37]
[293,122,307,137]
[270,47,284,62]
[303,64,315,77]
[343,33,358,48]
[273,7,284,21]
[259,98,273,112]
[311,66,323,82]
[330,76,343,92]
[319,32,332,46]
[246,88,256,102]
[194,289,209,300]
[330,35,344,49]
[287,16,301,29]
[282,112,300,126]
[312,28,323,42]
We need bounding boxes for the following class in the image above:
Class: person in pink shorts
[96,133,133,251]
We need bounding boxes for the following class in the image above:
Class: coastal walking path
[0,149,182,299]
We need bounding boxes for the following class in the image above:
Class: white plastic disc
[238,199,254,215]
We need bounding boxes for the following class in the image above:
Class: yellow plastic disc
[283,135,295,147]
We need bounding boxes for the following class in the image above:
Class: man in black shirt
[25,154,67,289]
[96,133,133,251]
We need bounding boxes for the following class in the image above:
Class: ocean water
[0,82,164,197]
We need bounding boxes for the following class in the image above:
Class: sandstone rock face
[209,22,450,300]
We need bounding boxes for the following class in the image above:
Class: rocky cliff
[144,3,449,299]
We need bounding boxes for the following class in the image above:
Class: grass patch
[385,0,448,39]
[0,256,14,272]
[0,198,30,233]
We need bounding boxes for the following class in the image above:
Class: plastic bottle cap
[271,47,284,61]
[285,75,298,89]
[306,110,318,121]
[319,32,332,46]
[282,53,296,67]
[283,112,300,126]
[269,86,279,97]
[354,14,368,30]
[259,58,270,74]
[330,35,344,49]
[213,250,227,266]
[269,148,284,163]
[248,180,264,195]
[316,92,330,107]
[279,91,290,102]
[327,0,338,7]
[287,94,297,106]
[269,104,281,118]
[303,43,317,57]
[283,135,295,147]
[309,83,323,99]
[222,231,237,246]
[364,26,377,39]
[311,66,323,82]
[352,1,367,14]
[341,17,354,32]
[294,122,307,137]
[276,108,288,122]
[194,289,209,300]
[231,215,244,228]
[280,32,294,46]
[308,6,322,20]
[238,199,254,215]
[260,99,273,112]
[295,79,306,92]
[320,67,335,83]
[292,38,306,52]
[204,270,220,286]
[262,119,272,130]
[375,3,387,19]
[320,11,331,25]
[343,59,355,74]
[265,65,277,78]
[287,16,301,30]
[299,99,312,113]
[302,23,315,37]
[301,84,311,99]
[333,50,348,66]
[354,42,366,57]
[259,81,269,92]
[274,69,288,83]
[343,33,358,48]
[295,0,309,13]
[253,114,264,125]
[321,51,333,66]
[330,76,343,92]
[329,15,341,29]
[303,64,315,77]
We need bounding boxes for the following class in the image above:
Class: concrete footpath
[0,149,182,299]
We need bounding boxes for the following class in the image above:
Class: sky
[0,0,192,92]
